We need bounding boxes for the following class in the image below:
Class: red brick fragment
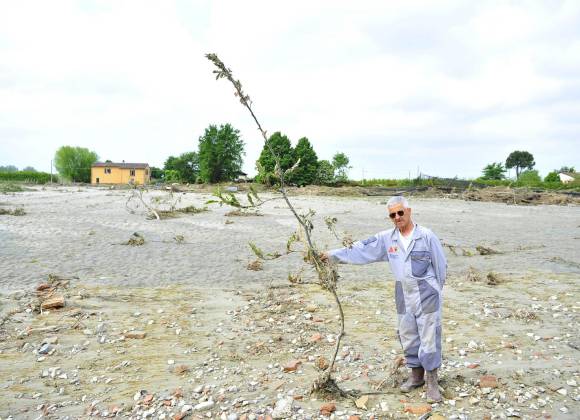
[283,360,302,372]
[479,375,499,388]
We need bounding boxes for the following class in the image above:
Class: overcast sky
[1,0,579,179]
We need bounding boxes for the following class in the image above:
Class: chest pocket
[410,250,431,277]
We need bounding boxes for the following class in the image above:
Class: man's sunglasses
[389,210,405,219]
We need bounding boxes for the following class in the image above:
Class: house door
[96,178,100,184]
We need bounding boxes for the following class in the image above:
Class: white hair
[387,195,409,209]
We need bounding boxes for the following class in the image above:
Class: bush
[0,171,52,183]
[515,170,542,187]
[544,171,560,183]
[163,170,181,183]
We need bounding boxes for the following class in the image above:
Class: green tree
[544,171,561,183]
[0,165,18,172]
[150,166,164,180]
[256,132,294,185]
[481,162,506,180]
[54,146,98,182]
[558,166,575,173]
[316,160,335,185]
[163,152,199,183]
[163,169,181,183]
[506,150,535,179]
[332,152,351,182]
[292,137,319,186]
[517,169,542,186]
[198,123,245,183]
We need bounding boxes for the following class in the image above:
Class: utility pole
[50,160,53,184]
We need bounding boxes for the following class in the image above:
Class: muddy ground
[0,186,578,419]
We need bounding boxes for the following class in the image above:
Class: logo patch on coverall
[388,246,399,254]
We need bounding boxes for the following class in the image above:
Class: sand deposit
[0,186,578,419]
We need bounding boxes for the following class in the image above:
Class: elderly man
[321,196,446,402]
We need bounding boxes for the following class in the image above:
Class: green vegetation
[517,170,542,186]
[316,160,335,185]
[0,171,51,184]
[506,150,535,178]
[198,123,245,183]
[256,132,295,185]
[481,162,506,180]
[164,152,199,183]
[544,171,560,183]
[292,137,318,186]
[54,146,98,182]
[331,152,351,183]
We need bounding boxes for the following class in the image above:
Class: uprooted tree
[206,53,362,398]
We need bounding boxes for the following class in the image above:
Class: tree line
[48,123,351,185]
[161,125,351,185]
[481,150,575,184]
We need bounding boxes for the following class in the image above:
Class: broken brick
[283,360,302,372]
[403,403,432,415]
[479,375,499,388]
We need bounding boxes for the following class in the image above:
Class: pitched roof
[92,162,149,169]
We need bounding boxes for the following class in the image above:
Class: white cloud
[0,0,578,178]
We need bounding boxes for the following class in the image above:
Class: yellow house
[91,162,151,185]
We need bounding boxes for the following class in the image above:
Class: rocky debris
[479,375,499,389]
[315,356,329,370]
[125,330,146,339]
[2,277,579,419]
[271,397,293,418]
[40,295,65,310]
[319,402,336,416]
[283,360,302,373]
[403,402,432,415]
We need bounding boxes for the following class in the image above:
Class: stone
[271,397,294,419]
[319,403,336,416]
[355,395,368,410]
[38,343,52,355]
[315,356,329,370]
[403,403,432,415]
[41,296,65,310]
[44,336,58,345]
[283,360,302,372]
[194,401,214,411]
[126,331,146,339]
[479,375,499,388]
[143,394,154,404]
[310,333,322,342]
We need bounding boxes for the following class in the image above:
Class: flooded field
[0,186,578,419]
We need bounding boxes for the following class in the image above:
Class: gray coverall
[329,224,447,371]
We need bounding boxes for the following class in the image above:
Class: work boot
[399,367,425,392]
[425,369,443,402]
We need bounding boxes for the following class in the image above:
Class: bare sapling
[126,186,208,220]
[206,53,358,398]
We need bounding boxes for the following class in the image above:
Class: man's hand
[319,252,329,263]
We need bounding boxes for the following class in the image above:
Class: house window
[104,168,111,174]
[130,169,136,176]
